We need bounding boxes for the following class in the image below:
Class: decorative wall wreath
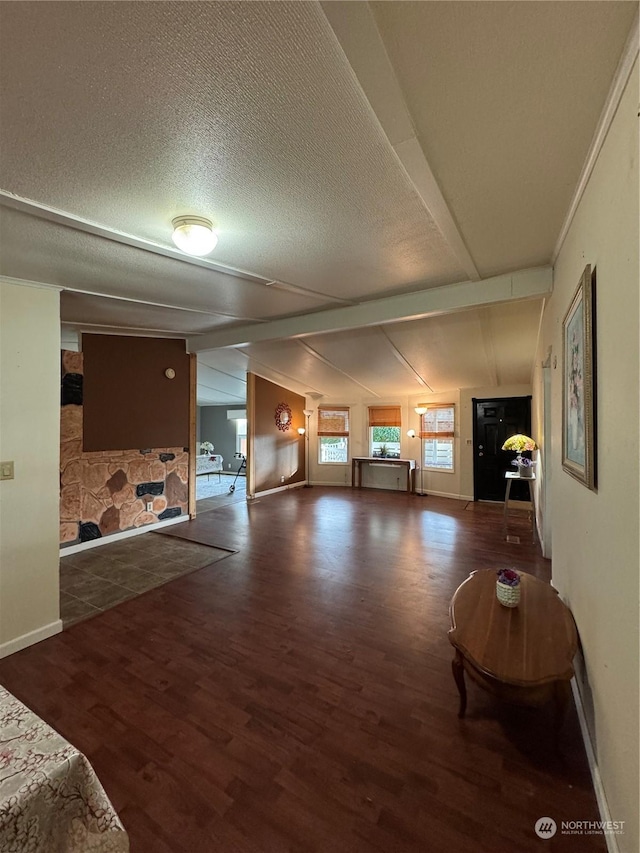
[275,402,292,431]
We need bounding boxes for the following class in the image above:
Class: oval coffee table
[448,570,578,732]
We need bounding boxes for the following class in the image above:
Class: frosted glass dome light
[171,216,218,256]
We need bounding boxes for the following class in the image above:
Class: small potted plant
[496,568,521,607]
[512,455,535,478]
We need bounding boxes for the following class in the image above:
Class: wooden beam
[189,266,553,352]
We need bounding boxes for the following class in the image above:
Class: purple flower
[511,455,533,467]
[497,569,521,587]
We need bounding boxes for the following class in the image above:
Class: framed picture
[562,264,596,490]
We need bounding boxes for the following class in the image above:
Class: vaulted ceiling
[1,2,636,405]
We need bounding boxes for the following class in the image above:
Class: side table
[502,471,537,543]
[448,569,578,735]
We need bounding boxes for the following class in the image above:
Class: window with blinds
[318,407,350,464]
[420,404,455,471]
[368,406,401,457]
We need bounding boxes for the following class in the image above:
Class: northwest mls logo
[535,818,557,839]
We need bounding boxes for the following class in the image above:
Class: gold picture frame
[562,264,596,490]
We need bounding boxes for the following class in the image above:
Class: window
[368,406,401,458]
[318,407,349,463]
[235,418,247,456]
[420,404,455,471]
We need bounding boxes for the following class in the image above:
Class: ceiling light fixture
[171,216,218,256]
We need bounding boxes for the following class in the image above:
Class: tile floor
[60,532,234,628]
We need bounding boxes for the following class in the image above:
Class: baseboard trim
[253,482,305,499]
[424,490,474,501]
[60,514,189,556]
[0,619,63,660]
[570,678,620,853]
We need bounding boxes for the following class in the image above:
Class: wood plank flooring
[0,490,604,852]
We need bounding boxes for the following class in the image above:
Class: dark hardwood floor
[0,489,604,852]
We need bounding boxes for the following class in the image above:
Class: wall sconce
[297,427,306,435]
[171,216,218,256]
[407,429,416,439]
[414,406,427,496]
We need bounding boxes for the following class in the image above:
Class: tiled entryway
[60,532,234,627]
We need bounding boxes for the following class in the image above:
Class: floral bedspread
[0,686,129,853]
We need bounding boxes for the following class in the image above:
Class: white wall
[533,62,639,852]
[306,385,532,498]
[0,281,62,656]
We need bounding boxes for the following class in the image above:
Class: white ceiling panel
[0,207,330,321]
[197,362,247,400]
[383,301,544,392]
[197,386,245,407]
[61,292,226,336]
[371,1,637,277]
[481,301,544,386]
[197,349,250,378]
[245,340,372,400]
[303,326,428,397]
[196,352,248,407]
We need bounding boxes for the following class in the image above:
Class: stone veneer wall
[60,350,189,547]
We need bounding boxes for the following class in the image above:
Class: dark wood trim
[188,352,197,518]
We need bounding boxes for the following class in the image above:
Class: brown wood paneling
[188,353,197,518]
[251,374,305,493]
[82,335,189,451]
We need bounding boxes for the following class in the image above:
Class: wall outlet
[0,461,14,480]
[146,501,153,512]
[228,463,232,469]
[280,475,285,483]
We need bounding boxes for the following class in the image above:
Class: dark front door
[473,397,532,501]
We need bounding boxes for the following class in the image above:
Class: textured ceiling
[371,0,638,277]
[0,1,464,298]
[0,1,635,406]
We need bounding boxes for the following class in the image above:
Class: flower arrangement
[496,569,521,607]
[511,455,534,468]
[496,568,521,587]
[501,434,537,452]
[200,441,214,454]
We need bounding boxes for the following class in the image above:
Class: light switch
[0,461,15,480]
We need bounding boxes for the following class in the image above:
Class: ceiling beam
[189,266,552,352]
[320,1,480,282]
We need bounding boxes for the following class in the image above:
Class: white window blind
[419,404,455,471]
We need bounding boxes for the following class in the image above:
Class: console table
[351,457,416,493]
[448,570,577,734]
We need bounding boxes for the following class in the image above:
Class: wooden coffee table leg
[452,650,467,718]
